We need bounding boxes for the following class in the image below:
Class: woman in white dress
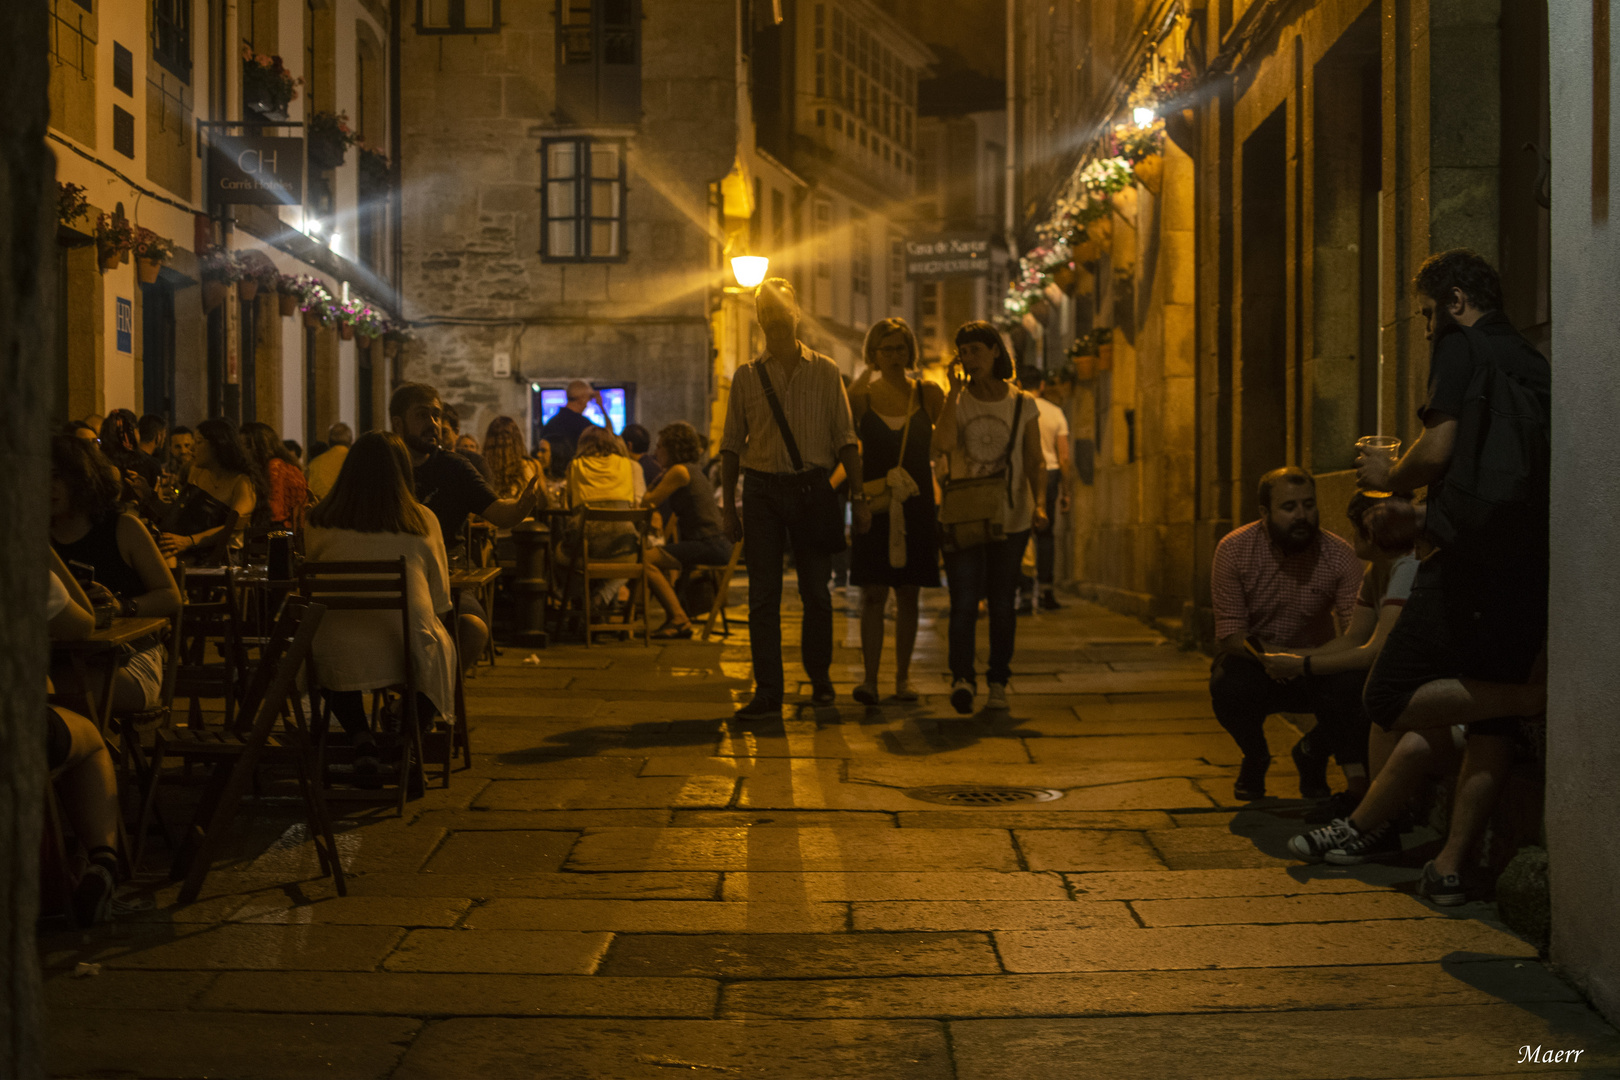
[304,431,457,780]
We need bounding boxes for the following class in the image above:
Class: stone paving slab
[206,971,719,1017]
[40,923,405,971]
[341,871,719,899]
[672,809,898,827]
[851,901,1138,932]
[565,827,1020,872]
[1022,733,1242,764]
[457,753,649,779]
[474,775,735,809]
[721,960,1583,1018]
[384,929,612,973]
[947,1004,1620,1080]
[231,895,473,926]
[392,1017,951,1080]
[994,919,1538,972]
[1066,866,1407,900]
[1014,829,1171,871]
[598,931,1001,978]
[721,871,1070,903]
[465,900,850,933]
[421,829,578,874]
[42,969,214,1011]
[412,808,671,829]
[48,1010,419,1080]
[1132,891,1441,926]
[897,809,1174,829]
[846,759,1230,790]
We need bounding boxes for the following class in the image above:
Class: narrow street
[40,588,1620,1078]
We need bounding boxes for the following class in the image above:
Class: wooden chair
[689,541,744,642]
[136,597,343,903]
[571,507,654,648]
[298,558,432,813]
[462,519,502,668]
[173,564,249,730]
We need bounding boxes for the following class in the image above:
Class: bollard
[509,520,550,648]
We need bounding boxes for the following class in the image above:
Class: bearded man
[1208,467,1366,800]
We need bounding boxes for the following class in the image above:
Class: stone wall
[397,1,738,439]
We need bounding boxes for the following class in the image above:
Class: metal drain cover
[903,785,1064,806]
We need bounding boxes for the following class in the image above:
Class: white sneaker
[986,683,1009,710]
[893,679,920,702]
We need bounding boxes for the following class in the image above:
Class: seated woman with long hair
[566,426,646,610]
[483,415,545,501]
[49,435,181,713]
[157,418,259,562]
[638,421,732,639]
[241,421,310,532]
[303,432,456,782]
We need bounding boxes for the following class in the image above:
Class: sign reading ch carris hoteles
[906,235,993,278]
[207,135,303,206]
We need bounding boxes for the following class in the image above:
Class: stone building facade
[1009,0,1550,641]
[395,0,931,447]
[47,0,402,445]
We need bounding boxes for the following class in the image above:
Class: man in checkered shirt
[1209,467,1365,801]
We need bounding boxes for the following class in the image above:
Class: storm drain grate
[903,785,1065,806]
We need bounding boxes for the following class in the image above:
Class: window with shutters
[555,0,642,125]
[541,138,627,262]
[152,0,190,82]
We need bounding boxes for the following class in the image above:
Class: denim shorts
[664,533,733,569]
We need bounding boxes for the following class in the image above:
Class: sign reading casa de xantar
[906,235,993,278]
[207,136,304,206]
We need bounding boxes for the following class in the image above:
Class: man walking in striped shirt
[1209,467,1365,800]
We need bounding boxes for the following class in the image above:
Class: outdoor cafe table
[52,616,171,735]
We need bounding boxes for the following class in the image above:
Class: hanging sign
[906,234,993,278]
[208,135,304,206]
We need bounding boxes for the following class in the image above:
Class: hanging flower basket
[1134,153,1165,197]
[1051,264,1078,295]
[357,145,392,193]
[383,338,401,359]
[238,278,260,302]
[95,212,134,271]
[308,111,359,171]
[242,46,302,119]
[136,258,161,284]
[279,292,299,317]
[1095,327,1115,373]
[1072,238,1102,264]
[303,309,324,329]
[356,332,374,350]
[1028,297,1053,323]
[130,227,174,283]
[1073,353,1097,380]
[338,322,355,341]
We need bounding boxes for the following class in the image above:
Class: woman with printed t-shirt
[932,321,1047,716]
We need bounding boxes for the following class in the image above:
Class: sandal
[852,682,880,706]
[651,622,694,640]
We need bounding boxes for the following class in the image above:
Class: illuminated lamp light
[730,256,770,289]
[1133,106,1155,127]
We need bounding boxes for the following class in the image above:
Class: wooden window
[555,0,641,124]
[152,0,190,82]
[416,0,500,34]
[541,138,627,262]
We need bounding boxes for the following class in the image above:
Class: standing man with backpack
[1355,249,1550,903]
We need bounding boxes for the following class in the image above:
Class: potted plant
[94,212,134,271]
[241,45,302,120]
[199,248,248,311]
[357,144,391,193]
[284,275,336,328]
[58,181,90,232]
[307,110,359,171]
[382,320,414,359]
[275,272,302,317]
[132,228,175,284]
[1067,332,1099,381]
[1094,325,1115,372]
[351,302,389,348]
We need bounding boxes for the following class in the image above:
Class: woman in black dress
[849,318,944,704]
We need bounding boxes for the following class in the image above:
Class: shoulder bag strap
[1004,392,1025,502]
[895,381,918,466]
[755,362,805,473]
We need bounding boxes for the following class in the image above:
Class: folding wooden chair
[691,541,743,642]
[299,558,432,813]
[572,507,654,648]
[138,597,343,904]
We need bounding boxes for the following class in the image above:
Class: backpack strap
[1004,392,1025,502]
[755,362,805,473]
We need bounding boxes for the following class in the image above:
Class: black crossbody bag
[755,363,847,556]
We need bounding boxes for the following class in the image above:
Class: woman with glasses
[847,318,944,704]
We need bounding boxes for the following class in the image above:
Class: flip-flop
[651,624,694,640]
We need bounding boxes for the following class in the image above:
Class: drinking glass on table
[1355,435,1401,489]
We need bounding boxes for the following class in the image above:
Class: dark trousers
[944,530,1031,687]
[743,472,835,702]
[1034,471,1062,586]
[1208,653,1370,769]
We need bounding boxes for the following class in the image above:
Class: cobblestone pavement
[42,586,1620,1078]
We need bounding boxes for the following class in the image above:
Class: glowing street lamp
[1133,106,1156,127]
[730,255,770,289]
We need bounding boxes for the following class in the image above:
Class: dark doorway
[304,324,319,447]
[140,276,177,420]
[1239,104,1288,521]
[358,345,373,433]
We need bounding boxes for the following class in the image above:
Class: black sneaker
[1305,789,1363,824]
[810,682,837,707]
[1291,735,1331,800]
[1234,756,1269,801]
[1287,818,1353,862]
[72,860,117,928]
[949,679,975,715]
[1324,818,1402,865]
[1039,590,1062,611]
[1417,860,1467,905]
[733,697,783,722]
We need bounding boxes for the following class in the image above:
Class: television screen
[536,386,627,434]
